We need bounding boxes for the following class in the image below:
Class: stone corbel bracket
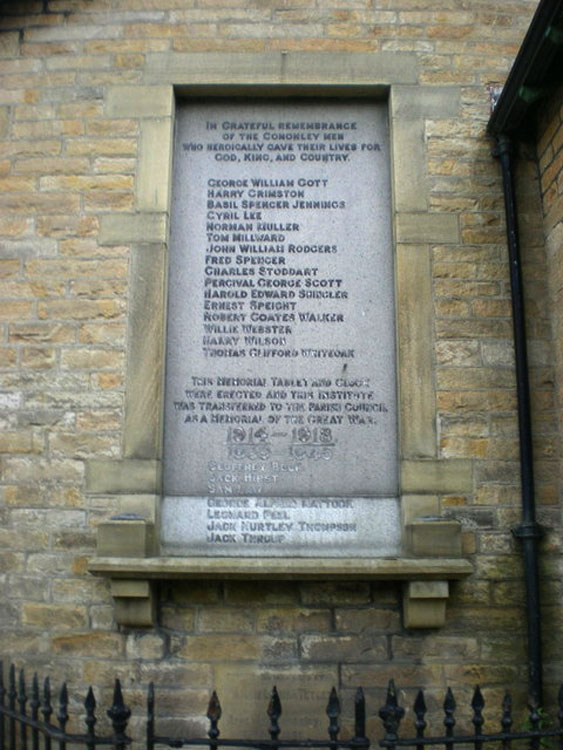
[92,516,470,629]
[403,517,462,628]
[97,516,157,627]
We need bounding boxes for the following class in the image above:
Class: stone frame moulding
[87,52,473,628]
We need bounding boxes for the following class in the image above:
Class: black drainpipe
[493,134,543,708]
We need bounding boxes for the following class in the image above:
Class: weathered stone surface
[1,0,556,705]
[213,664,338,738]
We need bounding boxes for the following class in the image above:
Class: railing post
[558,685,563,750]
[8,665,16,750]
[0,664,4,750]
[30,675,40,750]
[18,670,27,750]
[147,683,155,750]
[501,692,513,750]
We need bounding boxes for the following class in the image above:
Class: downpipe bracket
[512,521,545,540]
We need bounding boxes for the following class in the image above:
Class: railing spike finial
[85,686,97,738]
[444,687,456,715]
[471,686,485,750]
[379,679,405,749]
[414,689,427,722]
[267,686,282,742]
[18,669,27,700]
[472,686,485,712]
[107,679,131,739]
[443,687,456,750]
[85,686,96,710]
[326,687,340,742]
[501,691,512,750]
[327,687,340,716]
[353,687,366,742]
[207,690,222,741]
[57,683,69,731]
[413,689,427,750]
[8,665,16,711]
[501,691,512,732]
[31,674,40,724]
[528,701,541,732]
[41,677,53,724]
[472,686,485,731]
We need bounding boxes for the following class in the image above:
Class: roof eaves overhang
[487,0,563,139]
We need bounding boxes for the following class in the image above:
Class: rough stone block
[0,32,20,59]
[408,581,449,598]
[98,213,168,245]
[401,459,473,493]
[391,85,461,119]
[407,519,462,557]
[110,579,151,597]
[401,495,439,528]
[97,518,156,557]
[123,245,167,460]
[137,118,173,212]
[392,119,427,211]
[396,212,459,243]
[116,494,159,524]
[106,85,173,118]
[85,458,160,493]
[144,51,417,86]
[396,246,436,457]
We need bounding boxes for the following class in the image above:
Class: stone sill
[89,556,472,629]
[89,555,472,580]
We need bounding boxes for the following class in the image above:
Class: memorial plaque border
[162,96,399,555]
[87,51,472,627]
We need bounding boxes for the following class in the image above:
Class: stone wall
[536,84,563,692]
[1,0,560,738]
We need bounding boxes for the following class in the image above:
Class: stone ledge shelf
[89,555,472,580]
[88,555,473,629]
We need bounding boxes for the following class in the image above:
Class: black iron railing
[147,682,370,750]
[0,664,131,750]
[378,679,563,750]
[2,663,563,750]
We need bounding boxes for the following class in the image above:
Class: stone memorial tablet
[162,100,399,557]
